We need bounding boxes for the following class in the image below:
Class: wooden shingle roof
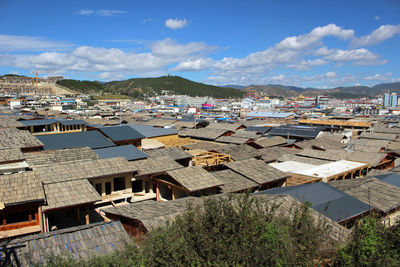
[8,221,130,266]
[0,116,24,128]
[216,144,260,160]
[166,166,223,192]
[25,147,100,167]
[130,156,183,176]
[43,179,101,211]
[0,147,24,163]
[145,147,192,160]
[231,130,260,139]
[143,118,177,127]
[179,128,230,141]
[277,154,331,165]
[215,135,251,145]
[206,123,243,131]
[253,194,350,242]
[359,132,398,141]
[36,157,139,184]
[252,136,287,148]
[182,141,225,151]
[0,128,44,150]
[212,169,258,193]
[329,178,400,213]
[258,147,291,163]
[295,138,346,150]
[102,197,203,231]
[0,171,45,206]
[225,158,289,185]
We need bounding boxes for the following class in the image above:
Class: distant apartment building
[383,92,398,108]
[176,95,215,108]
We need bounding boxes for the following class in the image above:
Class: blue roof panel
[19,119,58,126]
[256,183,370,222]
[374,173,400,188]
[128,124,178,138]
[246,111,294,118]
[97,126,145,141]
[94,145,147,161]
[37,131,115,150]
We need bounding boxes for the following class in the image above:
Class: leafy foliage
[336,217,400,266]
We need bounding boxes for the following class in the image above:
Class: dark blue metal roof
[128,124,178,138]
[19,119,58,126]
[97,125,145,142]
[244,126,272,133]
[37,131,115,150]
[374,173,400,188]
[267,125,322,139]
[57,119,87,126]
[256,183,370,223]
[94,145,147,161]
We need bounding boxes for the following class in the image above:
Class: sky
[0,0,400,88]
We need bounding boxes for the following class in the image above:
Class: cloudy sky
[0,0,399,88]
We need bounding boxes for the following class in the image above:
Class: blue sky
[0,0,400,88]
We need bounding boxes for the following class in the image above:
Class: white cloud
[174,57,214,71]
[0,38,215,81]
[317,47,386,65]
[78,9,127,17]
[326,72,336,78]
[165,18,188,29]
[287,59,327,70]
[352,24,400,46]
[0,34,72,52]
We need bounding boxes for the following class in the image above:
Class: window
[5,211,32,224]
[132,180,143,193]
[105,182,112,195]
[113,177,125,191]
[95,184,102,195]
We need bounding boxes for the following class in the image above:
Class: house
[0,172,45,239]
[0,116,24,128]
[0,148,29,174]
[224,158,289,190]
[179,128,233,141]
[245,111,295,120]
[270,160,370,186]
[25,146,101,167]
[0,128,44,152]
[249,136,287,149]
[19,119,87,135]
[145,147,193,166]
[329,177,400,227]
[154,166,223,200]
[214,144,261,161]
[258,182,371,228]
[211,169,258,193]
[267,125,322,140]
[5,221,130,266]
[94,145,148,161]
[36,131,115,150]
[215,135,253,145]
[206,123,246,131]
[95,125,145,147]
[299,119,371,130]
[129,124,180,147]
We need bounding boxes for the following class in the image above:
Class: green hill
[56,76,244,99]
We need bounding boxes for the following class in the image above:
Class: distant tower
[391,93,398,108]
[384,92,390,107]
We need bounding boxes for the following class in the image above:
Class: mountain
[222,85,247,90]
[57,76,245,99]
[243,82,400,99]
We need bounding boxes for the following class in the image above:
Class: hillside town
[1,74,400,265]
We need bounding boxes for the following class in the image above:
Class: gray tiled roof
[0,147,24,163]
[36,157,139,184]
[0,128,44,150]
[182,141,225,151]
[277,154,331,165]
[166,166,223,192]
[102,197,203,231]
[25,147,100,167]
[0,171,45,206]
[145,147,192,160]
[258,147,291,163]
[43,179,101,211]
[212,169,258,193]
[225,158,289,185]
[130,156,183,176]
[231,130,260,139]
[8,221,130,266]
[359,132,398,141]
